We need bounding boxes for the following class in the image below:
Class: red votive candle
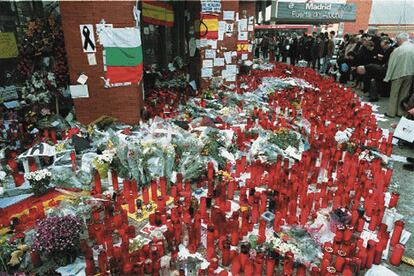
[94,173,102,194]
[112,170,119,190]
[390,220,404,246]
[151,181,158,201]
[265,254,275,276]
[142,186,149,204]
[388,192,399,208]
[389,243,405,266]
[70,151,77,171]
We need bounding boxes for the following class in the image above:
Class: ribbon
[82,26,95,51]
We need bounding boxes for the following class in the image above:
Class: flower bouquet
[92,150,114,179]
[32,215,83,266]
[25,169,52,196]
[0,169,8,195]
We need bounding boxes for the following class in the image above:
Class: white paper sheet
[205,49,216,59]
[214,58,225,67]
[224,52,232,64]
[69,85,89,99]
[77,74,88,85]
[238,31,248,41]
[87,53,97,66]
[241,53,248,60]
[202,59,213,68]
[223,11,234,21]
[238,18,247,32]
[390,154,408,163]
[3,101,19,109]
[394,117,414,142]
[201,68,213,78]
[226,64,237,75]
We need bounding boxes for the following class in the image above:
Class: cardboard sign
[80,24,96,53]
[18,143,56,159]
[394,117,414,142]
[201,0,221,13]
[0,32,18,59]
[0,85,18,102]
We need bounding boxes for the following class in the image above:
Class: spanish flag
[142,0,174,27]
[200,13,218,39]
[237,41,249,54]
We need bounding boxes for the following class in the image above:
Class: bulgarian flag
[200,14,218,39]
[142,0,174,27]
[99,27,143,85]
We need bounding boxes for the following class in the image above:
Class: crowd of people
[255,30,414,113]
[254,31,336,71]
[254,30,414,171]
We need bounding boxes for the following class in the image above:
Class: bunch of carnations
[32,215,83,265]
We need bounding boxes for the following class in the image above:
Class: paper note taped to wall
[70,85,89,99]
[223,11,235,21]
[201,68,213,78]
[0,32,18,58]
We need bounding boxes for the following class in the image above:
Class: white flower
[0,171,6,180]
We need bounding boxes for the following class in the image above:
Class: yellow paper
[0,32,18,59]
[122,189,173,223]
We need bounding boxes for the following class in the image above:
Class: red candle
[128,196,136,213]
[30,251,41,267]
[390,220,404,246]
[283,251,294,275]
[254,254,263,275]
[112,170,119,190]
[335,251,346,272]
[70,151,77,171]
[151,180,158,201]
[244,259,254,276]
[142,186,149,204]
[389,243,405,266]
[222,240,231,266]
[94,173,102,194]
[265,255,275,276]
[296,263,306,276]
[160,177,167,198]
[231,255,241,275]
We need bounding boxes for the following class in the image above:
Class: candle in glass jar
[389,243,405,266]
[390,220,404,246]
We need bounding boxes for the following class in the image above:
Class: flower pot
[30,179,50,196]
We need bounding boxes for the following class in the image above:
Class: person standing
[289,33,299,66]
[321,31,335,74]
[261,34,270,60]
[311,34,323,70]
[305,34,314,67]
[384,33,414,117]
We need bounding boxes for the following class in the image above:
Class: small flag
[99,27,143,85]
[142,0,174,27]
[200,14,218,39]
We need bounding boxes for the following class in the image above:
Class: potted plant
[25,169,52,196]
[32,215,83,266]
[93,149,114,179]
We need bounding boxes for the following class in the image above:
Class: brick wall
[343,0,373,35]
[60,1,142,125]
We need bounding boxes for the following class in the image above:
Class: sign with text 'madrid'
[276,2,357,23]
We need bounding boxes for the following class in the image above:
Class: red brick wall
[60,1,142,125]
[343,0,373,35]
